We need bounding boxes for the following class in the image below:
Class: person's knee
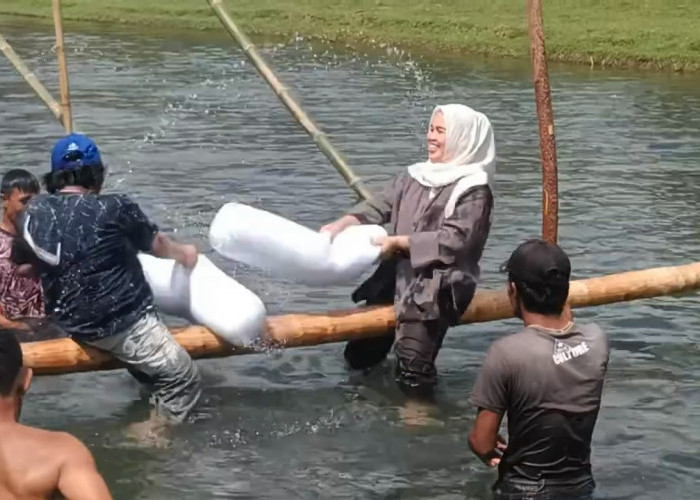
[140,320,199,382]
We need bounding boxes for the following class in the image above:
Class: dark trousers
[344,319,449,395]
[492,474,595,500]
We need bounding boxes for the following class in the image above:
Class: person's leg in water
[394,320,448,393]
[343,286,395,369]
[343,260,397,371]
[393,320,449,426]
[86,312,202,444]
[343,331,395,371]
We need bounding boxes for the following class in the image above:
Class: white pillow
[138,253,266,347]
[209,202,386,286]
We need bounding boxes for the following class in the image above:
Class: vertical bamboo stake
[527,0,559,244]
[53,0,73,133]
[207,0,373,203]
[0,33,63,121]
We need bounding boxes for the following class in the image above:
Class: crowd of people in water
[0,104,609,499]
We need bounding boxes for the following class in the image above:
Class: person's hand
[372,235,409,260]
[319,215,361,241]
[372,235,395,260]
[319,221,344,240]
[486,435,508,467]
[175,244,198,269]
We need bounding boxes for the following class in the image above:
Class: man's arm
[56,434,112,500]
[117,196,198,269]
[469,340,510,467]
[468,409,506,466]
[150,232,198,269]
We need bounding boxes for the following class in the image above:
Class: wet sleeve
[408,186,492,270]
[348,174,402,225]
[470,341,510,414]
[116,196,159,252]
[9,208,49,270]
[9,210,35,265]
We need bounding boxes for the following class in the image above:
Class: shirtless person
[0,331,112,499]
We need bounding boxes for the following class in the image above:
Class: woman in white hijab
[321,104,495,395]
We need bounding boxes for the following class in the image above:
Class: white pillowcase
[209,202,386,286]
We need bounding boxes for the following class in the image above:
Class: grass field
[1,0,699,71]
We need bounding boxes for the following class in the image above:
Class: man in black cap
[468,239,609,499]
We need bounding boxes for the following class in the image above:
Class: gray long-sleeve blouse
[349,172,493,325]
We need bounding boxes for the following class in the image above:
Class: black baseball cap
[500,239,571,288]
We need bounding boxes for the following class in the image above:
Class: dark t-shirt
[16,193,158,341]
[471,322,609,483]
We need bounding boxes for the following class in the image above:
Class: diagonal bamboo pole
[527,0,559,244]
[207,0,374,203]
[22,260,700,375]
[0,33,63,122]
[52,0,73,133]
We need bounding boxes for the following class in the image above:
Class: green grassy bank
[2,0,700,71]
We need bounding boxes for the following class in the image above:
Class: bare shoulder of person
[54,432,112,500]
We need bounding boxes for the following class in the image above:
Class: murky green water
[1,17,699,499]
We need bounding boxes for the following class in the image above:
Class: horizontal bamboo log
[22,260,700,375]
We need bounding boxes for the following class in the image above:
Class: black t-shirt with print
[471,323,609,483]
[17,193,157,341]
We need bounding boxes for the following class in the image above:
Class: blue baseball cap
[50,133,103,172]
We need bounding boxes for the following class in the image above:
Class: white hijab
[407,104,496,218]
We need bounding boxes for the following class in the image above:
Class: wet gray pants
[85,312,202,422]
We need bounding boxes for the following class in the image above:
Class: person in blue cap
[12,133,202,426]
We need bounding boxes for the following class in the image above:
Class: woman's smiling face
[427,110,447,163]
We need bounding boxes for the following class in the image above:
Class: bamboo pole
[206,0,373,203]
[52,0,73,133]
[0,33,63,121]
[527,0,559,244]
[22,260,700,375]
